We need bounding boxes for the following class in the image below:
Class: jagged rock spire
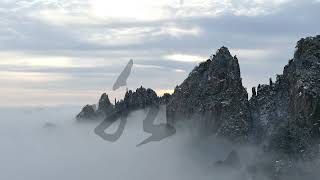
[98,93,112,114]
[216,46,232,58]
[269,78,273,86]
[167,47,250,142]
[252,87,257,97]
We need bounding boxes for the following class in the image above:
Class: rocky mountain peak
[183,46,242,95]
[210,47,242,87]
[167,47,250,141]
[76,104,97,120]
[294,35,320,61]
[214,46,233,60]
[250,35,320,162]
[97,93,113,115]
[98,93,111,108]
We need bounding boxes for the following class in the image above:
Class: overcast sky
[0,0,319,106]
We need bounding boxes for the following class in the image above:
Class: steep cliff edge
[250,36,320,160]
[166,47,251,142]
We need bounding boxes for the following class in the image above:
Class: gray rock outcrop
[97,93,114,116]
[166,47,251,142]
[250,36,320,160]
[76,104,97,120]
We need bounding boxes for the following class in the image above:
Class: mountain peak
[294,35,320,60]
[209,46,238,69]
[97,93,112,115]
[215,46,232,58]
[167,48,249,141]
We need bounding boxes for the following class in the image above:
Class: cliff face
[250,36,320,159]
[287,36,320,131]
[249,77,290,145]
[166,47,251,142]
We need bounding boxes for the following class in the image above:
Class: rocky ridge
[77,36,320,150]
[76,35,320,179]
[76,86,162,120]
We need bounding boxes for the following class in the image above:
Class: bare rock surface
[166,47,251,142]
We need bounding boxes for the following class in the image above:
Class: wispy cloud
[0,0,319,106]
[0,71,72,82]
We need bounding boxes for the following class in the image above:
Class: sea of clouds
[0,106,236,180]
[1,106,306,180]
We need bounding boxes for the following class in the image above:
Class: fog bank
[0,106,245,180]
[2,106,316,180]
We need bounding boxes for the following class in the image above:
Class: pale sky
[0,0,319,106]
